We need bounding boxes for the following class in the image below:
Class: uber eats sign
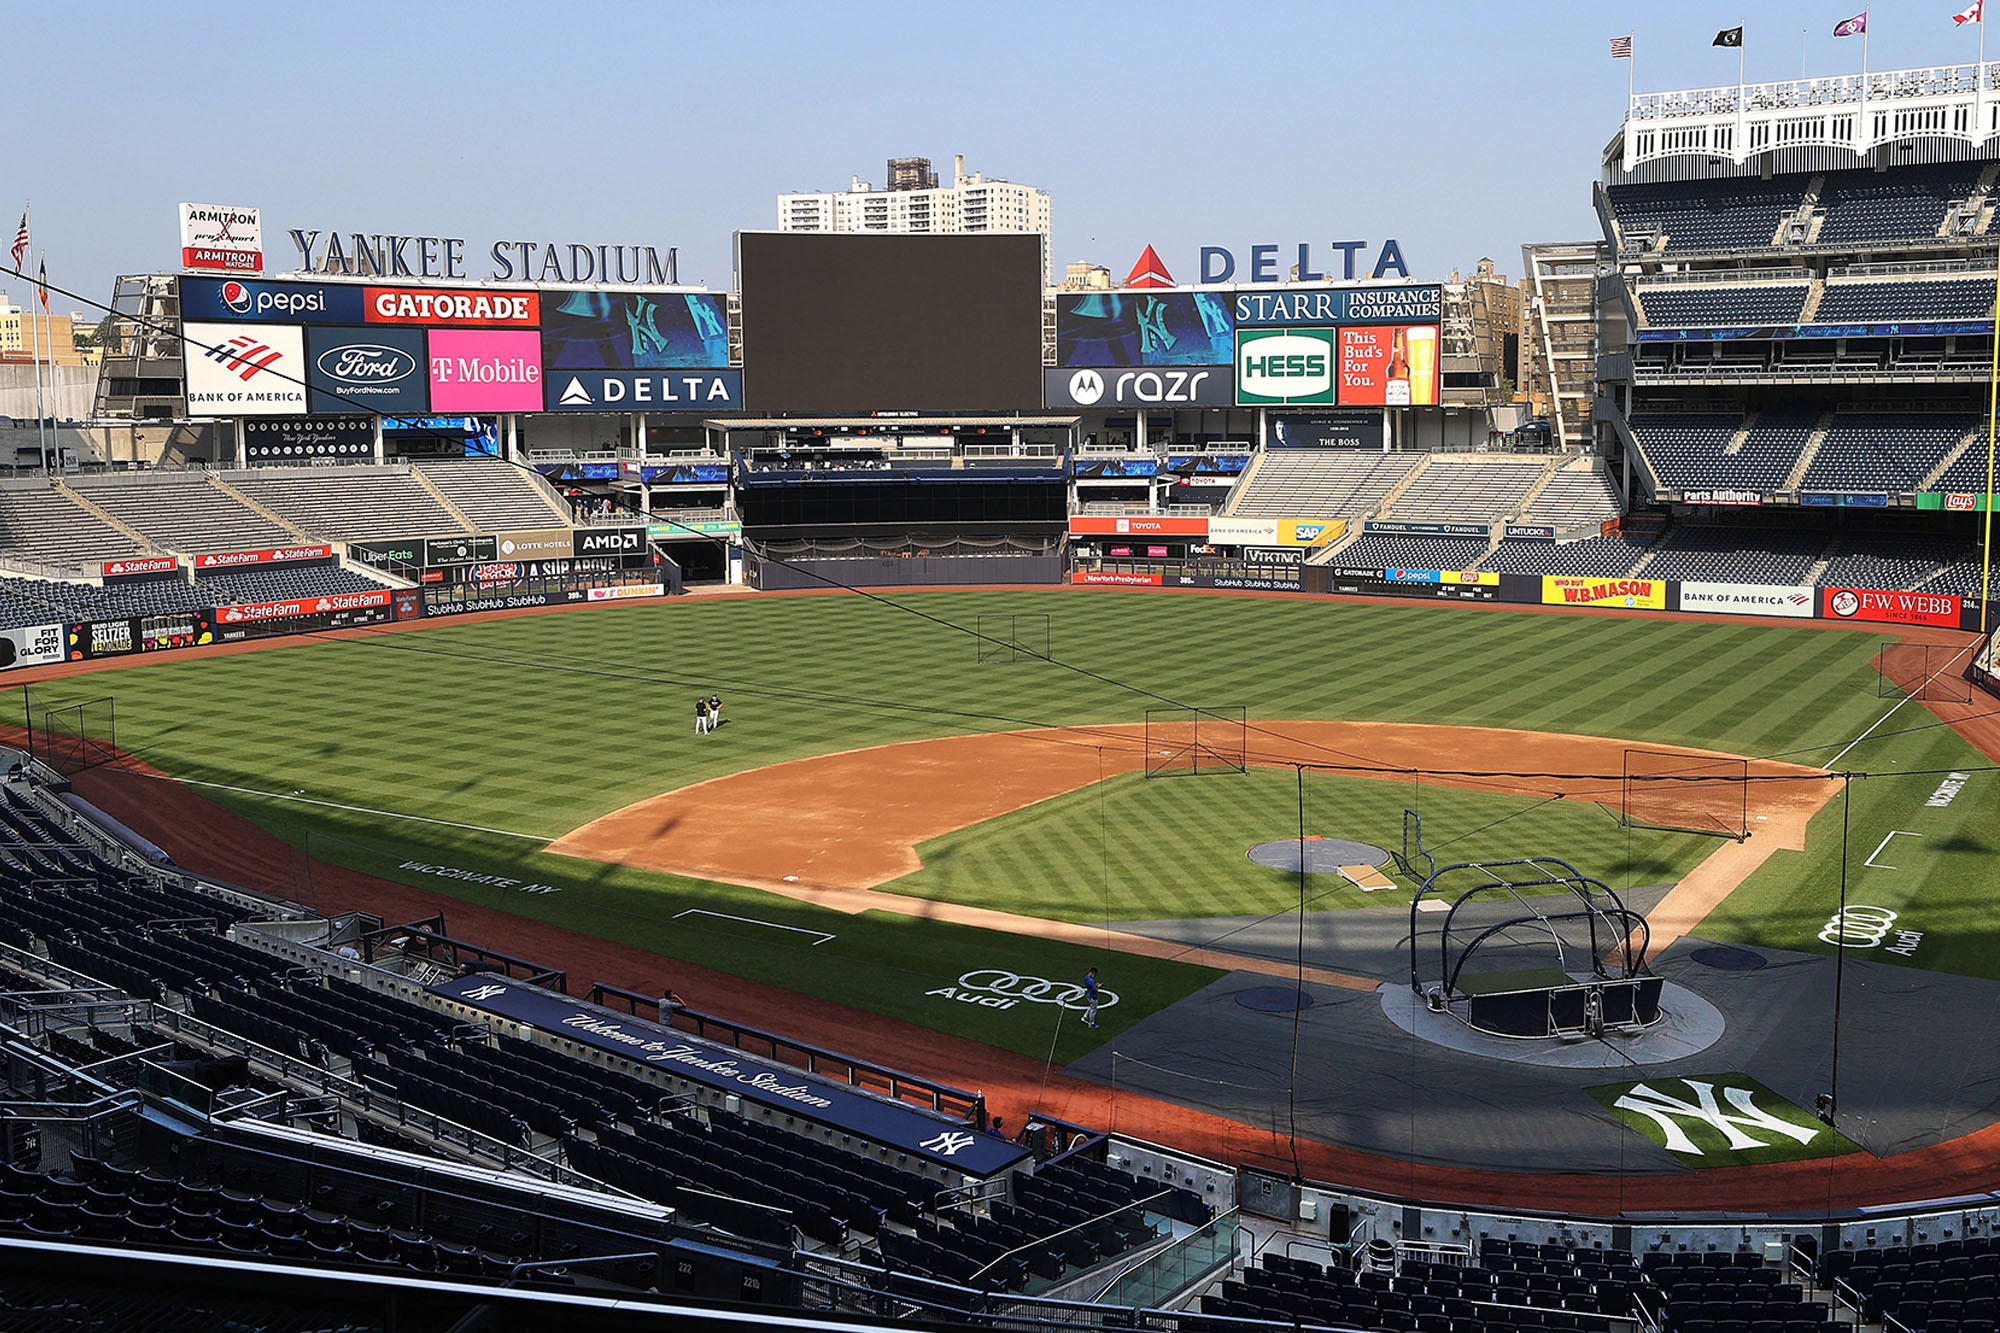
[1236,328,1337,405]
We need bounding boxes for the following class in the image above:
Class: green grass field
[14,588,1998,1057]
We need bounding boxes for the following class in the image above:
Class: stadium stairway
[206,474,315,543]
[1220,452,1269,513]
[1779,412,1837,493]
[51,482,158,554]
[1919,424,1988,493]
[407,467,478,533]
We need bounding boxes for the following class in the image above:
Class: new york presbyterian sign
[289,228,677,286]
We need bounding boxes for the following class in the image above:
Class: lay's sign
[1541,576,1665,610]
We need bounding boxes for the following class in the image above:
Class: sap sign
[547,369,742,412]
[1201,241,1410,284]
[1043,366,1233,409]
[1235,329,1336,405]
[181,276,366,324]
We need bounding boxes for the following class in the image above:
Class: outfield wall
[1073,561,1990,633]
[744,551,1063,590]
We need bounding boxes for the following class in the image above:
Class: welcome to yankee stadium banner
[427,973,1027,1175]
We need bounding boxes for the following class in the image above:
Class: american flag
[8,206,26,271]
[1610,35,1633,58]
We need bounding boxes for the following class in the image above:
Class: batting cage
[1143,705,1248,777]
[35,697,117,777]
[975,613,1051,664]
[1875,640,1975,704]
[1408,855,1659,1039]
[1621,748,1749,841]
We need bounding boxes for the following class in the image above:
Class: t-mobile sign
[428,329,543,412]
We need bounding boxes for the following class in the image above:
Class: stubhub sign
[547,369,742,412]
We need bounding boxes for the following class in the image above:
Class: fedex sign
[1201,241,1410,284]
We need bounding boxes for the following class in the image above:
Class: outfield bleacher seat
[0,485,150,568]
[197,565,392,604]
[1483,536,1654,578]
[1608,176,1806,252]
[1640,526,1824,584]
[1227,452,1422,518]
[1379,457,1548,524]
[227,466,467,541]
[414,460,572,531]
[1638,285,1810,327]
[64,474,297,552]
[1815,278,1998,325]
[1799,412,1977,494]
[1814,163,1984,245]
[1333,534,1490,571]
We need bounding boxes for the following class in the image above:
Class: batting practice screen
[1621,748,1749,841]
[1144,705,1248,777]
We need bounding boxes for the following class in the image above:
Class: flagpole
[1984,233,1999,634]
[32,251,48,476]
[1627,31,1636,106]
[1980,8,1988,147]
[1738,19,1747,163]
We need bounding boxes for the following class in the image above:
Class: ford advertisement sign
[305,326,428,414]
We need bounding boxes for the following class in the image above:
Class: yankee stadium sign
[289,229,677,285]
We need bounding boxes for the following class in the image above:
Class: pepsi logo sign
[222,281,253,314]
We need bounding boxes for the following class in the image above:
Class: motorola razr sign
[1043,366,1233,409]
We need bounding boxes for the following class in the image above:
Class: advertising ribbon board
[194,545,334,570]
[494,529,575,559]
[1678,583,1815,618]
[1073,569,1164,586]
[100,556,180,580]
[1067,515,1209,538]
[212,590,394,627]
[0,624,65,672]
[428,973,1027,1175]
[1541,576,1667,610]
[1821,587,1963,628]
[585,584,667,601]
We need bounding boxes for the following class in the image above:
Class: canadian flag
[1957,0,1983,25]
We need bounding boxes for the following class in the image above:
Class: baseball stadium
[1,57,2000,1333]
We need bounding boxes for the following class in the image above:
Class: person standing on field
[695,695,708,737]
[1082,967,1100,1028]
[709,693,723,731]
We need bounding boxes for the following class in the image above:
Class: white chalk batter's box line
[673,908,835,946]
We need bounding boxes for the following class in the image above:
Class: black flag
[1713,25,1744,46]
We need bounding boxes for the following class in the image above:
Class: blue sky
[6,0,1989,314]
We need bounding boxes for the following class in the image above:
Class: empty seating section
[0,486,144,567]
[64,474,296,551]
[1815,278,1997,324]
[1819,533,1986,593]
[1204,1239,1645,1333]
[0,1150,582,1288]
[1814,164,1983,245]
[1801,412,1976,493]
[1632,411,1810,493]
[228,466,466,541]
[1646,1251,1836,1333]
[1933,437,2000,492]
[1822,1234,2000,1333]
[1638,285,1809,327]
[1229,452,1421,517]
[1608,177,1804,252]
[1382,457,1550,523]
[415,459,570,530]
[1519,469,1622,528]
[0,574,209,628]
[1335,535,1490,571]
[197,565,390,603]
[1641,527,1825,584]
[1483,536,1655,578]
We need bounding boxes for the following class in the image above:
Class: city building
[778,154,1053,283]
[1440,258,1525,412]
[0,302,91,366]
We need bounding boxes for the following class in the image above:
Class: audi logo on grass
[926,969,1120,1012]
[1818,905,1922,956]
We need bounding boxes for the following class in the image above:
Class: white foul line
[1864,830,1921,870]
[1831,641,1978,769]
[673,908,835,945]
[122,770,557,842]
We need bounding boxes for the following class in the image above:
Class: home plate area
[1063,931,2000,1174]
[1245,836,1396,891]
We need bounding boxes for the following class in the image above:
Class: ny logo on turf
[919,1131,977,1158]
[464,984,507,1002]
[1613,1079,1820,1156]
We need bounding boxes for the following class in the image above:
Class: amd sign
[1043,366,1233,409]
[572,528,645,558]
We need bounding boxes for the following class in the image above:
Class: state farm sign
[1821,586,1962,628]
[194,545,333,569]
[215,590,392,624]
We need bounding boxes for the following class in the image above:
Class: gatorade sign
[1235,329,1337,405]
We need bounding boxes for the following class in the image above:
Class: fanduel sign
[1201,241,1409,284]
[290,230,677,285]
[548,370,743,412]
